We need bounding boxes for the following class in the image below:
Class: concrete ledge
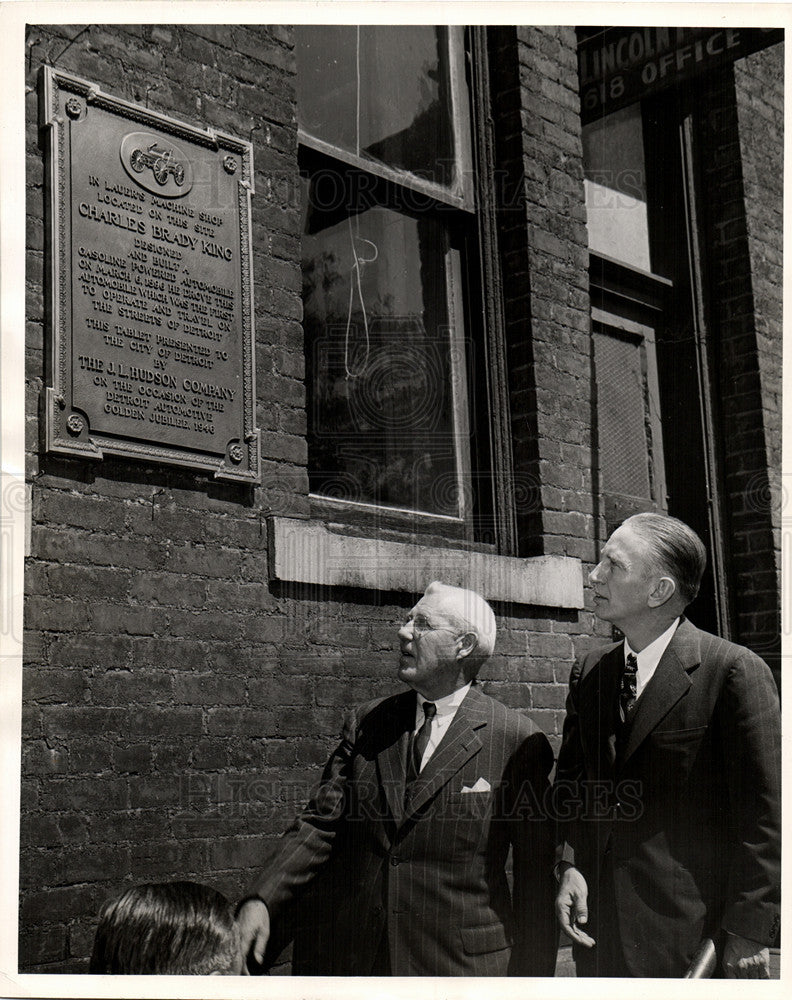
[269,517,584,609]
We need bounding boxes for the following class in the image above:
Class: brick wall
[23,22,307,972]
[695,45,783,672]
[734,43,784,596]
[21,23,599,973]
[490,27,601,576]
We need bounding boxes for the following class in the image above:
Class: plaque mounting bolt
[66,414,84,436]
[229,444,244,464]
[65,98,82,119]
[223,156,237,175]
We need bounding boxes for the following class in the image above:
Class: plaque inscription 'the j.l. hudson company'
[41,66,259,482]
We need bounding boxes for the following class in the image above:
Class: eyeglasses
[403,615,459,639]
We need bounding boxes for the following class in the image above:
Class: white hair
[423,581,497,670]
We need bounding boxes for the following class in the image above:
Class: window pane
[297,25,456,188]
[593,329,652,499]
[302,177,461,516]
[583,104,651,270]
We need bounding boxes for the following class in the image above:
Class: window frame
[297,25,515,553]
[297,25,475,212]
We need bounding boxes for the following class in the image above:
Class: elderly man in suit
[237,581,557,976]
[554,513,780,978]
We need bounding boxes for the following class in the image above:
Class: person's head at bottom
[89,881,243,975]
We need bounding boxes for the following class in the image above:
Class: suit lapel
[621,619,699,765]
[402,685,487,820]
[578,644,622,771]
[376,690,415,827]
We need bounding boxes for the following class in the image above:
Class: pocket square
[461,777,491,793]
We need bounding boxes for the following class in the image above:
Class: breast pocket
[645,726,708,787]
[447,789,494,814]
[650,725,707,748]
[443,791,494,855]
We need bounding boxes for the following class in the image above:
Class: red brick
[22,740,70,776]
[112,744,152,774]
[128,840,203,877]
[192,739,230,770]
[46,777,128,812]
[19,925,67,966]
[129,572,207,608]
[22,884,106,924]
[531,684,568,709]
[92,669,173,705]
[211,836,267,872]
[173,673,247,705]
[67,919,97,962]
[60,844,131,884]
[46,564,132,601]
[90,604,169,636]
[20,813,60,846]
[42,706,127,738]
[128,776,183,809]
[127,707,203,737]
[23,668,88,705]
[250,675,313,706]
[133,638,209,670]
[207,707,273,737]
[152,742,195,772]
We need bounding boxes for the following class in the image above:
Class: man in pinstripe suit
[237,582,557,976]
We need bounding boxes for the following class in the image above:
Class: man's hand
[555,865,595,948]
[723,932,770,978]
[236,898,271,973]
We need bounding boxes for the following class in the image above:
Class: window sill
[268,516,584,609]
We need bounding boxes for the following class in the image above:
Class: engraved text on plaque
[41,67,259,482]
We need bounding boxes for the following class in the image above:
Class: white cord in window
[344,217,377,379]
[343,24,377,380]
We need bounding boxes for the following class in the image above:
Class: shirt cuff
[553,861,576,883]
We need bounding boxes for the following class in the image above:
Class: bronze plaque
[40,67,259,482]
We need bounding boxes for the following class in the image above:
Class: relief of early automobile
[129,143,186,186]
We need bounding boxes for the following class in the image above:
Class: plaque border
[39,66,261,484]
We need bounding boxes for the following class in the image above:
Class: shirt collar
[417,682,471,717]
[625,617,681,673]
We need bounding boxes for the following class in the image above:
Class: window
[581,90,727,635]
[296,26,495,542]
[583,103,651,270]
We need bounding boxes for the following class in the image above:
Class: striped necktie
[619,652,638,722]
[408,701,437,781]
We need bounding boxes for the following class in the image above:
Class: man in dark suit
[554,513,780,978]
[237,581,557,976]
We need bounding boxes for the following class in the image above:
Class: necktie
[408,701,437,780]
[619,652,638,722]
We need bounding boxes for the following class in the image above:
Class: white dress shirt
[624,618,681,699]
[413,683,471,771]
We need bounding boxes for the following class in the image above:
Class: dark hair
[625,512,707,606]
[89,881,240,975]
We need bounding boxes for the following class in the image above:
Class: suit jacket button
[390,855,401,866]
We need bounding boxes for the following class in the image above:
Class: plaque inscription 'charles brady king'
[40,66,260,482]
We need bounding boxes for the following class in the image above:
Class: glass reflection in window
[297,25,455,189]
[302,176,460,516]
